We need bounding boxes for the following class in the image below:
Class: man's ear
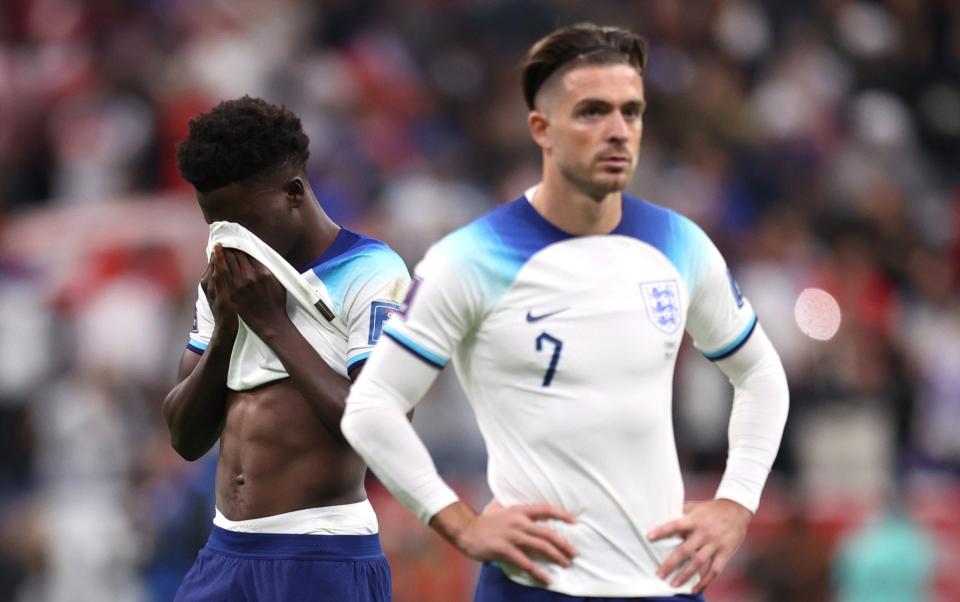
[284,177,305,207]
[528,110,551,151]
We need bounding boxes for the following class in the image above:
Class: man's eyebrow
[573,98,613,109]
[572,98,646,111]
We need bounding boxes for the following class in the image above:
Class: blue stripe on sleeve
[702,314,758,361]
[186,339,207,355]
[383,329,447,370]
[346,351,372,372]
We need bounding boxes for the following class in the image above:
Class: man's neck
[530,173,623,236]
[286,207,341,271]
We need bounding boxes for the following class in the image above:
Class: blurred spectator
[746,503,833,602]
[900,245,960,472]
[133,436,215,602]
[833,495,936,602]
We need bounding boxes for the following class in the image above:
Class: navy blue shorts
[474,563,705,602]
[174,525,391,601]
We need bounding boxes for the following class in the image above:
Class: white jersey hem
[503,565,695,598]
[213,499,379,535]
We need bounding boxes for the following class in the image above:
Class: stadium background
[1,0,958,600]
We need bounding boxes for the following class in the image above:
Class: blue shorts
[474,563,705,602]
[174,525,391,601]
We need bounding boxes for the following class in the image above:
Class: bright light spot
[794,288,842,341]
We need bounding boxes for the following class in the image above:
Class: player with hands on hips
[342,23,788,601]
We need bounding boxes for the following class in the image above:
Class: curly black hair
[176,96,310,193]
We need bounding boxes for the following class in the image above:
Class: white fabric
[207,221,347,388]
[207,221,338,322]
[713,323,789,512]
[188,225,411,380]
[344,190,787,597]
[213,499,379,535]
[341,336,459,523]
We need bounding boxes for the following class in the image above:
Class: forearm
[429,500,477,549]
[343,401,460,521]
[714,323,789,512]
[341,337,458,522]
[162,331,233,460]
[260,320,352,441]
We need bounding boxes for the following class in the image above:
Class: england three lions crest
[640,280,683,335]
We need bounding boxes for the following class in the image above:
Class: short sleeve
[186,283,215,355]
[382,240,484,369]
[685,228,757,360]
[343,253,411,372]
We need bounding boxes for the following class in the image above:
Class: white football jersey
[187,228,409,381]
[383,191,756,596]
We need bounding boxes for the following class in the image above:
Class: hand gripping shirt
[187,228,409,381]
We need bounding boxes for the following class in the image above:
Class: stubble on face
[537,63,645,201]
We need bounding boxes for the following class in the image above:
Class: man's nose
[605,111,630,142]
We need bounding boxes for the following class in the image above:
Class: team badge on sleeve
[368,301,401,344]
[640,280,683,335]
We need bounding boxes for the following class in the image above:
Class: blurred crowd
[1,0,958,600]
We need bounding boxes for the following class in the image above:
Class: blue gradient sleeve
[342,247,411,370]
[383,230,484,368]
[680,220,757,359]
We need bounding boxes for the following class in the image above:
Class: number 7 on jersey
[535,332,563,387]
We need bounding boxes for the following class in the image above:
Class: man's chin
[590,174,631,197]
[564,168,632,200]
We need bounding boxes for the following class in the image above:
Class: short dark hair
[522,23,648,110]
[176,96,310,192]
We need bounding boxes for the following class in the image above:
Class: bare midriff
[215,379,366,520]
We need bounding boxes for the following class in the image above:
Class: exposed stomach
[215,379,367,521]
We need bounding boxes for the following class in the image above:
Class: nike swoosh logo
[526,308,569,322]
